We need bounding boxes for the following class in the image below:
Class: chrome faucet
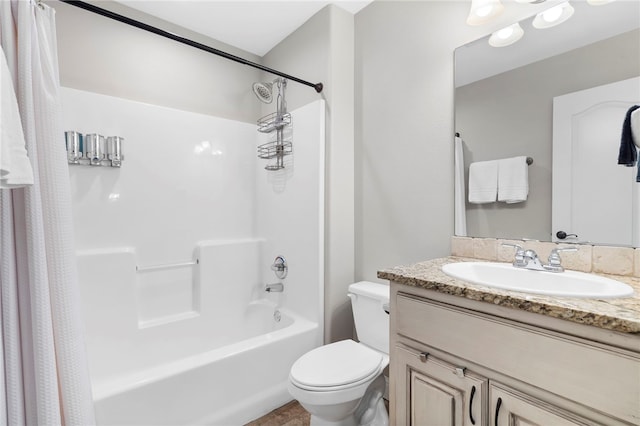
[502,244,577,273]
[265,282,284,293]
[522,249,546,271]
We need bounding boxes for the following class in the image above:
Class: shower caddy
[257,78,292,171]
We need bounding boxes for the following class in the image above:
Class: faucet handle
[548,246,578,265]
[501,243,524,252]
[501,243,526,267]
[545,246,578,272]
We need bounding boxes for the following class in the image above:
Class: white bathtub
[92,301,318,425]
[77,241,322,426]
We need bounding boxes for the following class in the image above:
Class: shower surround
[62,88,325,425]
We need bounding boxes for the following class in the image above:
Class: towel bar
[136,259,199,272]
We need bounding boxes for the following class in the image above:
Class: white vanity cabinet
[390,284,640,426]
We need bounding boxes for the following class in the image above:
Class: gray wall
[458,29,640,241]
[354,1,487,282]
[53,0,261,122]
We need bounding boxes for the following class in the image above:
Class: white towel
[454,136,467,235]
[468,160,498,203]
[1,46,33,189]
[631,108,640,149]
[1,47,33,188]
[498,156,528,203]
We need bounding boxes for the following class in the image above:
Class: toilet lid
[290,340,383,388]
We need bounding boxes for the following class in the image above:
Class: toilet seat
[289,340,384,391]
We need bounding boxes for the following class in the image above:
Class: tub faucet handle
[270,256,288,279]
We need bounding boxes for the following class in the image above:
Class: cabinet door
[411,368,462,426]
[395,345,487,426]
[490,383,591,426]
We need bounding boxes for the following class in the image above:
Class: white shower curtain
[0,1,95,424]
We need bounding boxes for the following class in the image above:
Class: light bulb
[466,0,505,25]
[532,2,574,29]
[496,27,514,39]
[489,23,524,47]
[542,5,563,23]
[476,5,494,17]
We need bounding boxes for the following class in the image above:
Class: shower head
[252,82,273,104]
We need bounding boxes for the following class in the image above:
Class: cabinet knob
[455,367,466,378]
[418,352,428,362]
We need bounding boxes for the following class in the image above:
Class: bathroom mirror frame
[454,0,640,247]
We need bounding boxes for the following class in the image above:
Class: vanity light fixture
[489,23,525,47]
[532,2,575,29]
[466,0,505,26]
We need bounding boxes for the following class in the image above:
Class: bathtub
[92,300,318,425]
[77,241,322,425]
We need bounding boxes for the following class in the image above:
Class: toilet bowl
[288,282,390,426]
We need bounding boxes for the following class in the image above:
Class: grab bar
[136,259,199,272]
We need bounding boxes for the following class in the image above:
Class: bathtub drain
[273,310,281,322]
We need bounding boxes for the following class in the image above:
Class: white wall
[354,1,549,283]
[62,88,256,265]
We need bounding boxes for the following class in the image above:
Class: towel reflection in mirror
[468,156,529,204]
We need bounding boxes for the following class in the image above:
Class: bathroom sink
[441,262,634,298]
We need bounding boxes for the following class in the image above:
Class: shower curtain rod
[58,0,324,94]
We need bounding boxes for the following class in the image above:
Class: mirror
[454,0,640,247]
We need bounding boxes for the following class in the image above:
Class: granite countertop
[378,256,640,334]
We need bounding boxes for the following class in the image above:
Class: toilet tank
[348,281,390,354]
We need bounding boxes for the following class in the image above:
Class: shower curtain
[0,1,95,424]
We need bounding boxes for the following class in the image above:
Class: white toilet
[288,281,390,426]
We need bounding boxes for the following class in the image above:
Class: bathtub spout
[265,283,284,293]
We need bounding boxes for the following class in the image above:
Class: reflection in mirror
[454,1,640,247]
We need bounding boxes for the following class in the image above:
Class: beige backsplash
[451,236,640,278]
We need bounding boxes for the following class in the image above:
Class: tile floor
[245,400,310,426]
[246,399,390,425]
